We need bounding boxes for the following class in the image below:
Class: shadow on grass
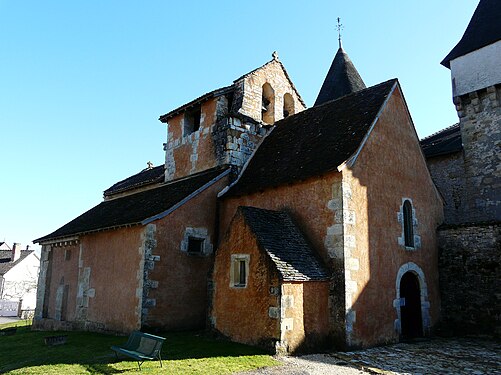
[0,326,270,374]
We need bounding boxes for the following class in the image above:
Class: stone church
[33,0,499,352]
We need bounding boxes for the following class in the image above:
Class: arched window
[403,200,414,247]
[283,93,294,119]
[261,83,275,124]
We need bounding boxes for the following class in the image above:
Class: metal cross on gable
[336,17,344,48]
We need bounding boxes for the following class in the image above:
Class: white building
[0,243,40,315]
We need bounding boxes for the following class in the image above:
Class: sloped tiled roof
[240,206,328,281]
[0,250,33,275]
[225,79,397,197]
[104,165,165,197]
[420,124,463,158]
[441,0,501,68]
[315,47,366,106]
[35,167,229,243]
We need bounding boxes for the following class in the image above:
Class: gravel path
[239,354,369,375]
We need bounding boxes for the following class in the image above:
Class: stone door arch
[394,262,431,338]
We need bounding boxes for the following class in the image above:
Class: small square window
[184,106,202,136]
[187,237,204,254]
[230,254,249,288]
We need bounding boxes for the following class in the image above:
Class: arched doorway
[400,272,423,338]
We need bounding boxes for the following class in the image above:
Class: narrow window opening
[239,260,246,285]
[403,200,414,247]
[64,249,71,261]
[261,83,275,124]
[187,237,204,254]
[184,105,202,136]
[283,93,295,119]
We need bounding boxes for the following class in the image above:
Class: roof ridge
[420,123,460,141]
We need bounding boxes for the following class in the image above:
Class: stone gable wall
[341,86,443,348]
[426,152,467,225]
[233,59,305,124]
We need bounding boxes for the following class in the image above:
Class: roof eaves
[159,85,234,123]
[36,224,141,245]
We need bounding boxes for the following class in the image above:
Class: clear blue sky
[0,1,478,250]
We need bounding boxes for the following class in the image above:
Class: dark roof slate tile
[240,206,328,281]
[315,47,366,106]
[35,167,228,243]
[225,79,397,197]
[104,165,165,197]
[420,123,463,158]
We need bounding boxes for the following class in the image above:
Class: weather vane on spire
[336,17,343,49]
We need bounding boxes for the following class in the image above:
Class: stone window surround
[180,227,213,256]
[397,198,421,250]
[393,262,431,336]
[229,254,250,289]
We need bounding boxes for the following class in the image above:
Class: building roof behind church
[420,123,463,158]
[0,250,33,275]
[104,165,165,197]
[314,47,366,106]
[441,0,501,68]
[35,167,228,243]
[225,79,397,197]
[240,206,328,281]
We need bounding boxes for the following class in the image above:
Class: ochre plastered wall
[42,243,80,323]
[280,282,329,353]
[343,86,443,347]
[35,226,144,333]
[165,98,221,180]
[79,227,144,332]
[220,174,343,344]
[143,175,229,330]
[212,213,281,350]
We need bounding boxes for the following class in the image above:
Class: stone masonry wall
[438,223,501,337]
[233,57,305,124]
[426,152,467,225]
[454,84,501,222]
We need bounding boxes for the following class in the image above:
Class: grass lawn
[0,322,279,374]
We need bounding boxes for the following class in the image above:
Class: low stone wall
[438,222,500,336]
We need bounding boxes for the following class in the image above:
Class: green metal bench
[111,331,165,370]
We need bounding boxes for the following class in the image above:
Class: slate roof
[35,167,229,243]
[225,79,397,197]
[420,124,463,158]
[441,0,501,68]
[0,250,33,275]
[315,47,366,106]
[240,206,328,281]
[104,165,165,197]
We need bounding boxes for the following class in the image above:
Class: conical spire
[314,47,366,106]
